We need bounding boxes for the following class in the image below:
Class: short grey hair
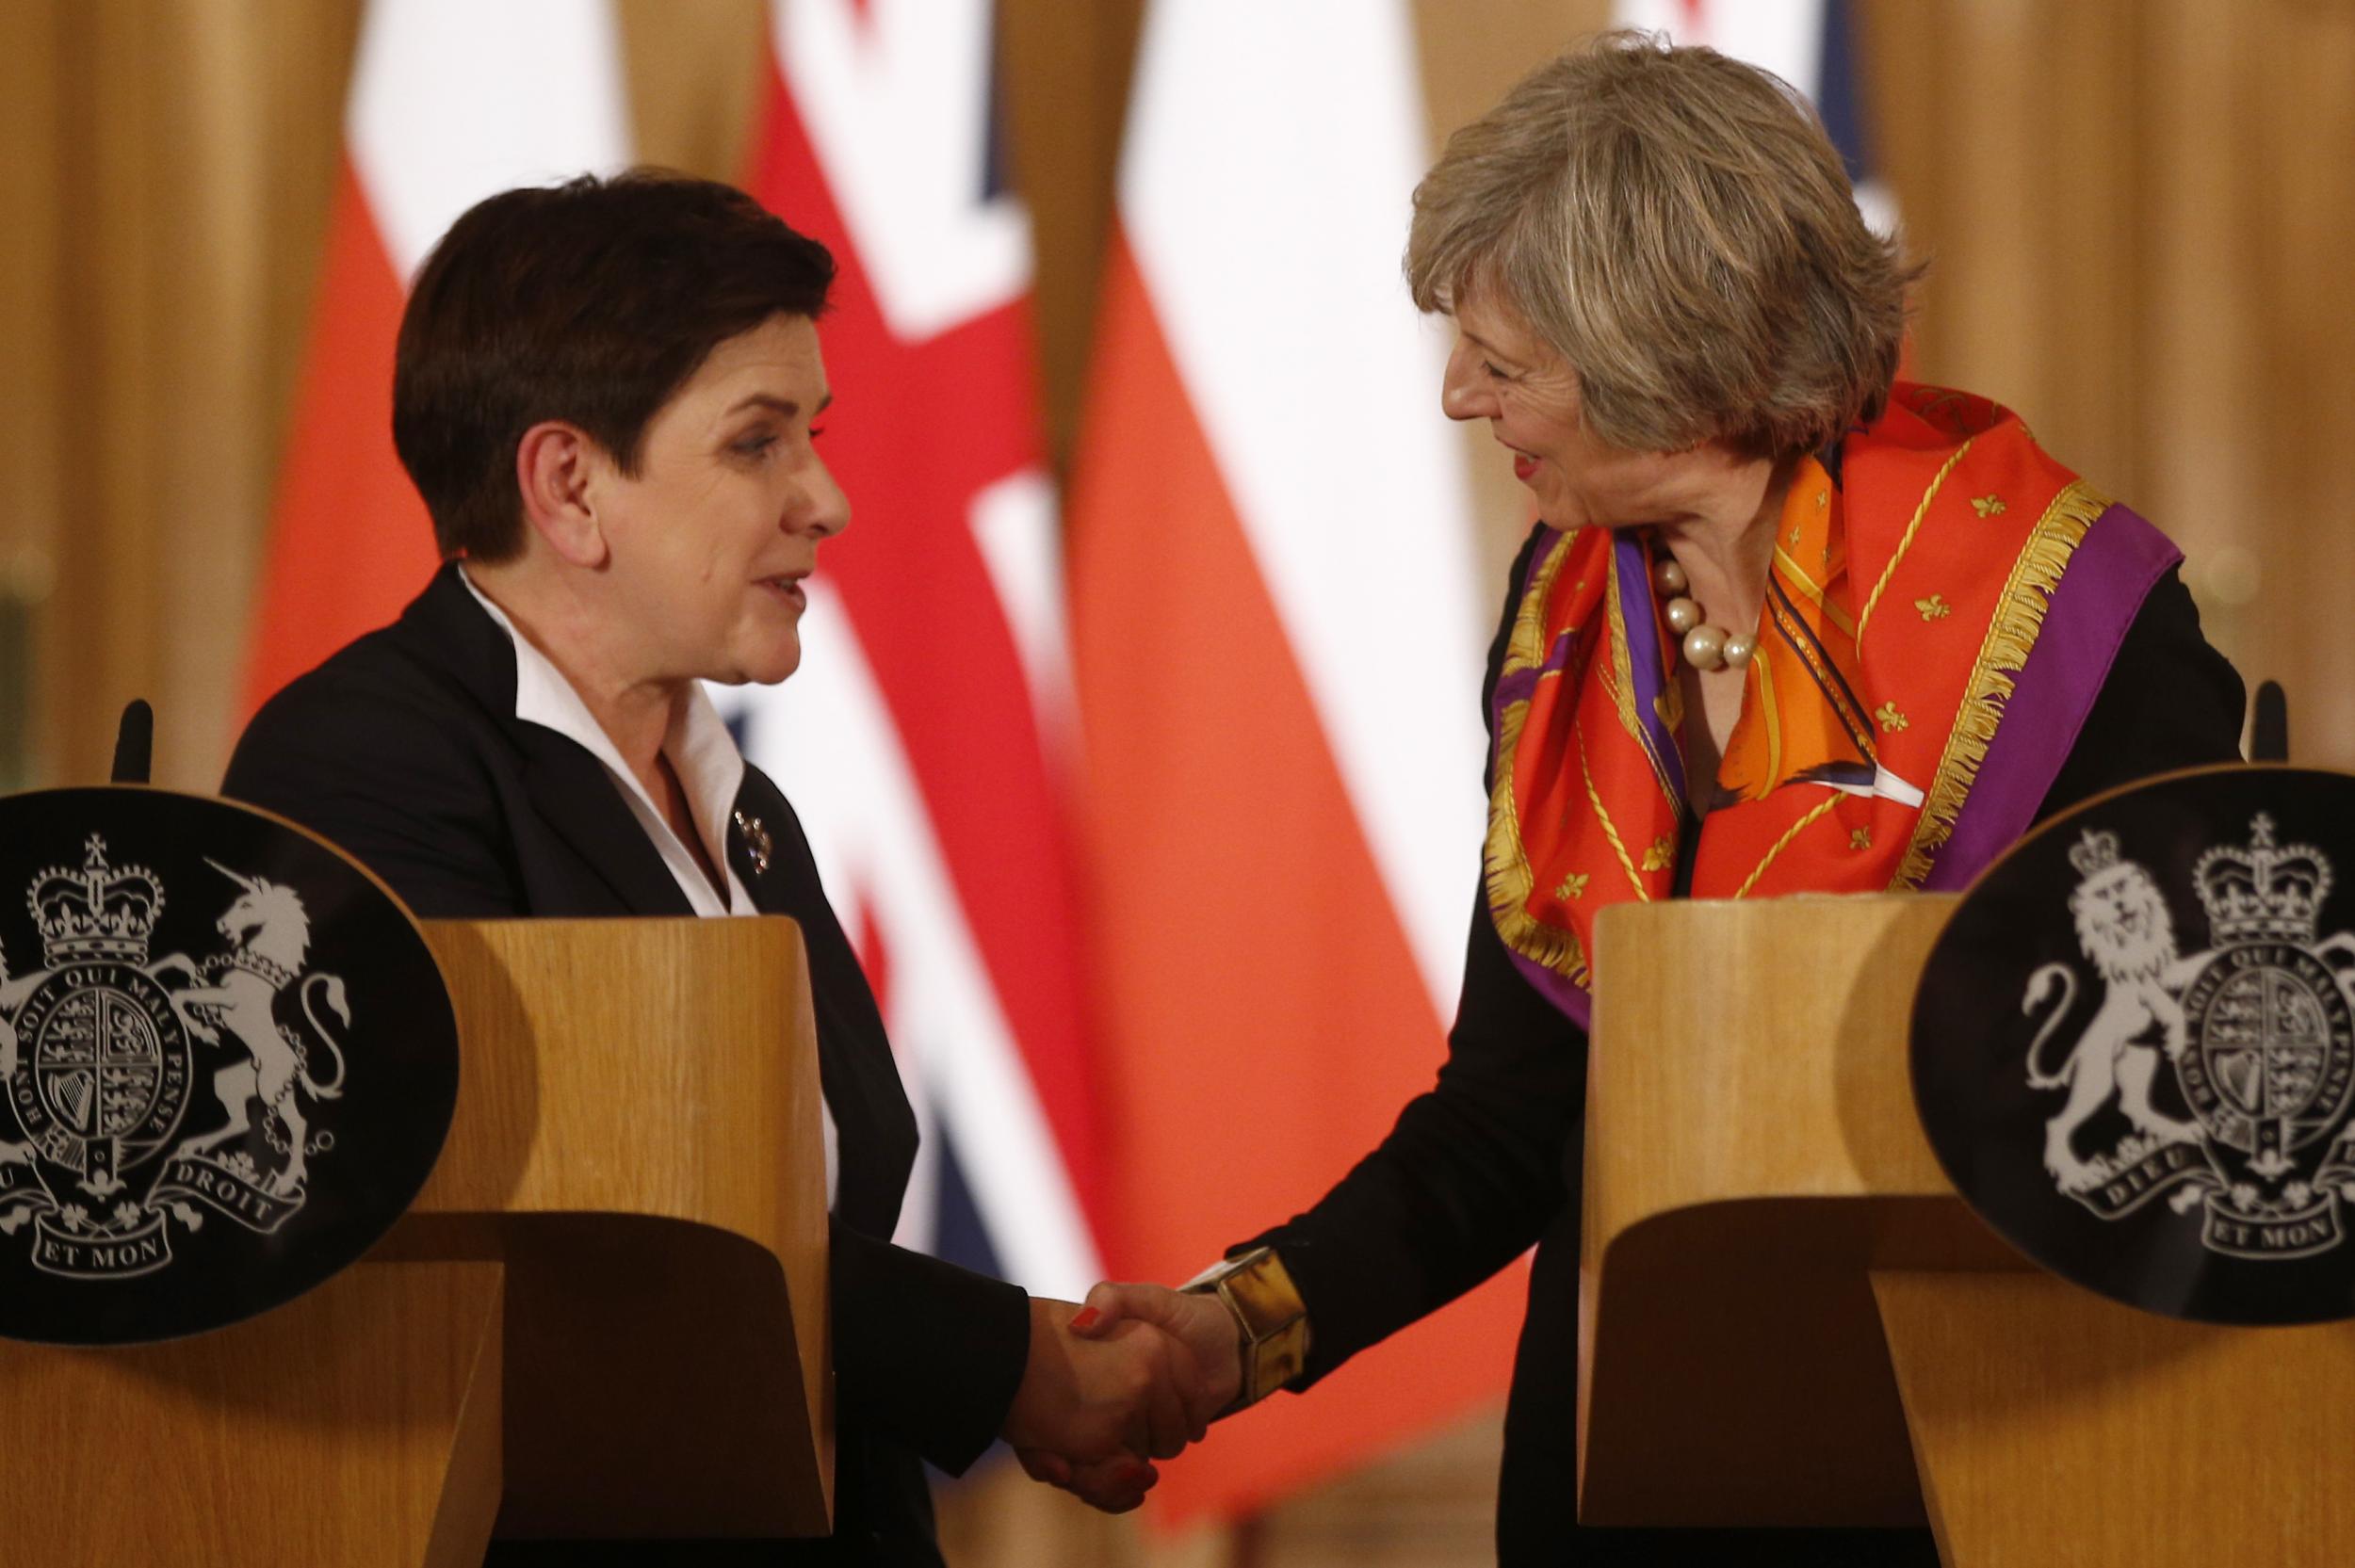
[1406,30,1923,461]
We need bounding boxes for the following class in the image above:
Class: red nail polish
[1071,1306,1100,1331]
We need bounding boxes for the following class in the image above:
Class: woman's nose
[799,458,852,538]
[1440,344,1492,423]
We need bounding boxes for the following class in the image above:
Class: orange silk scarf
[1485,384,2113,1000]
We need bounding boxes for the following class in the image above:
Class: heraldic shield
[0,786,458,1343]
[1913,764,2355,1325]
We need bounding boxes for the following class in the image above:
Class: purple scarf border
[1513,537,1676,1028]
[1921,503,2183,892]
[1487,526,1596,1027]
[1613,530,1689,809]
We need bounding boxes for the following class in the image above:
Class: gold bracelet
[1179,1246,1310,1412]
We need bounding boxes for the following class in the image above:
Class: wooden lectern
[1583,895,2355,1564]
[0,916,830,1567]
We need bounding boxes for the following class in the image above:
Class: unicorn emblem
[155,862,349,1197]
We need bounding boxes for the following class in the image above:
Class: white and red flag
[728,0,1103,1298]
[1066,0,1519,1522]
[242,0,632,713]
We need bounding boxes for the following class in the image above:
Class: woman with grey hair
[1068,30,2242,1562]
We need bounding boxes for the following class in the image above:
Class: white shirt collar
[456,569,836,1206]
[458,567,751,915]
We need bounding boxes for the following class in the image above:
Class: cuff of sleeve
[831,1225,1031,1475]
[1183,1246,1309,1409]
[1229,1228,1356,1391]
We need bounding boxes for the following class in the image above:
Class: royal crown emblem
[2022,814,2355,1261]
[30,835,162,964]
[2066,826,2120,879]
[2193,813,2331,946]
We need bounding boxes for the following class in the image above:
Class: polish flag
[1067,0,1517,1521]
[242,0,631,713]
[725,0,1103,1301]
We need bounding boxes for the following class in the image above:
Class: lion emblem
[2022,832,2208,1190]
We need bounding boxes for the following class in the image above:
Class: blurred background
[1,1,2349,1564]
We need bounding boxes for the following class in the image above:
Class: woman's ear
[515,421,609,568]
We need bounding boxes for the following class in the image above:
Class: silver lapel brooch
[732,810,772,876]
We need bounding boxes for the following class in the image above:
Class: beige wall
[1,2,2350,1554]
[1863,0,2355,750]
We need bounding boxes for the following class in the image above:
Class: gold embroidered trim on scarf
[1732,795,1843,898]
[1578,718,1651,901]
[1890,478,2110,890]
[1753,651,1784,786]
[1602,546,1643,745]
[1601,543,1685,813]
[1856,439,1975,649]
[1504,534,1573,679]
[1483,696,1588,983]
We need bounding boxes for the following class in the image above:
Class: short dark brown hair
[1407,31,1922,461]
[393,170,836,561]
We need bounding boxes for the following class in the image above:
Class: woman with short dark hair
[1070,33,2245,1564]
[228,170,1195,1564]
[392,174,841,566]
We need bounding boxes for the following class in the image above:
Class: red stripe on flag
[1070,232,1523,1522]
[242,158,439,717]
[854,897,890,1008]
[745,67,1108,1237]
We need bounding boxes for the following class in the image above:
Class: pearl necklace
[1651,550,1757,672]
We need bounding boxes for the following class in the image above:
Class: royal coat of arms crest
[0,835,354,1278]
[2024,814,2355,1260]
[1912,766,2355,1323]
[0,786,455,1345]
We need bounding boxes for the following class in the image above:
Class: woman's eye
[731,432,778,458]
[1482,360,1509,380]
[808,423,825,440]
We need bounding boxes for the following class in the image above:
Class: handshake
[998,1281,1245,1511]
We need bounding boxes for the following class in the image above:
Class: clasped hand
[999,1284,1244,1511]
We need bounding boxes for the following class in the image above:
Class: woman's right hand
[1067,1280,1244,1428]
[1002,1296,1206,1511]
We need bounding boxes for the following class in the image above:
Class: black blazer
[1248,535,2249,1567]
[224,563,1030,1567]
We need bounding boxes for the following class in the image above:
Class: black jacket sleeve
[1245,527,1585,1383]
[1251,881,1587,1385]
[1248,542,2244,1387]
[833,1227,1031,1474]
